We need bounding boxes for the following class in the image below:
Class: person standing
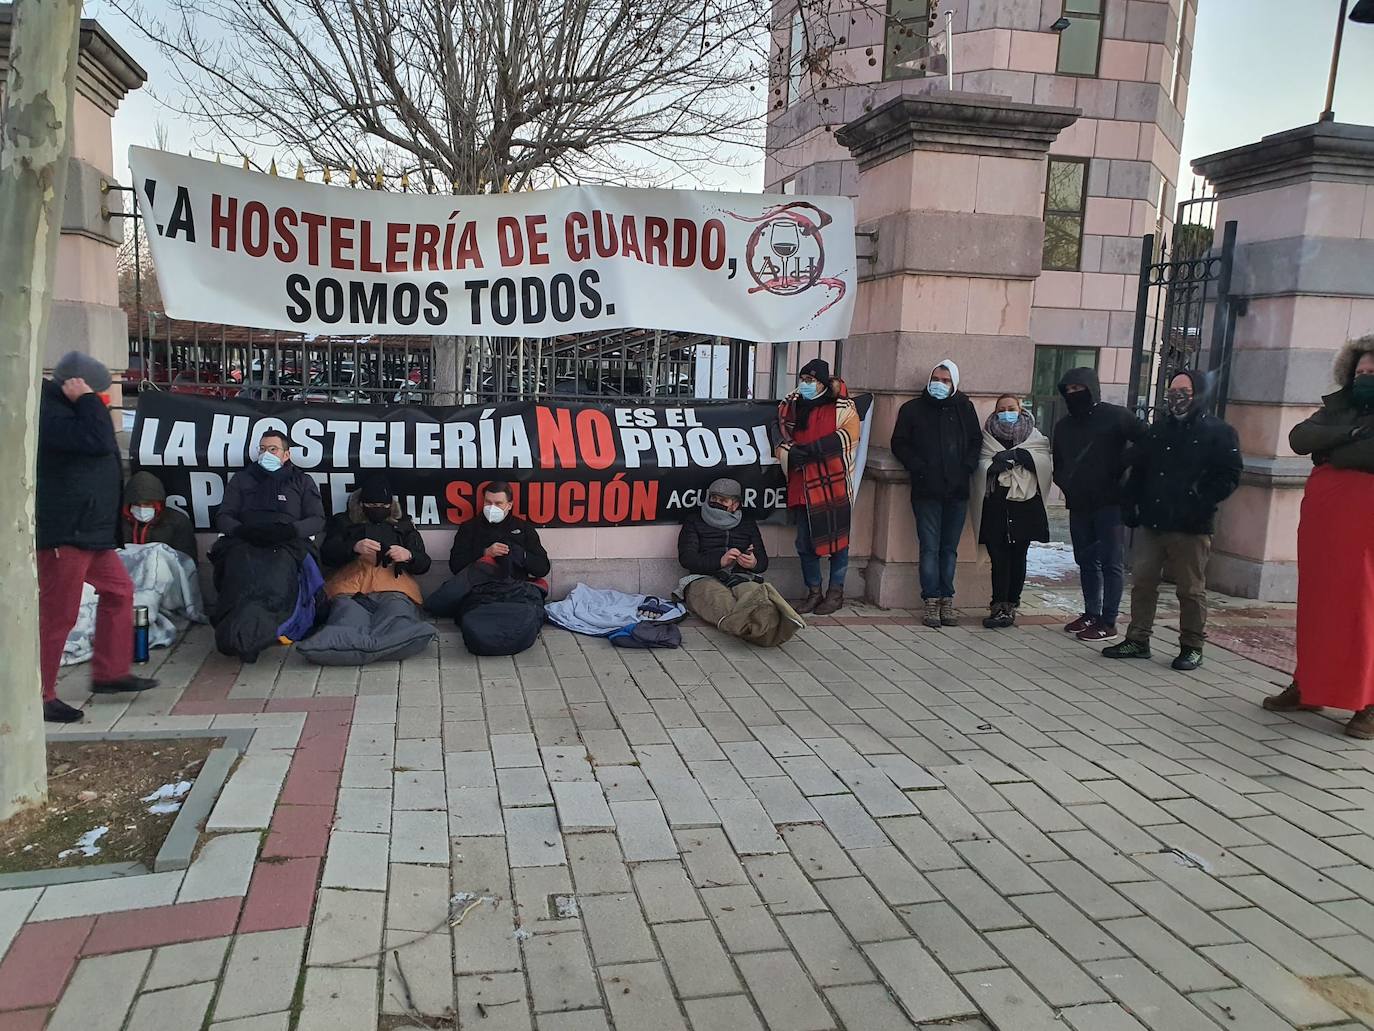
[1053,367,1145,643]
[1265,337,1374,738]
[969,396,1051,629]
[890,359,981,628]
[1103,370,1241,670]
[777,358,861,616]
[37,352,157,723]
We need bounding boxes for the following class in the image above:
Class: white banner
[129,147,856,342]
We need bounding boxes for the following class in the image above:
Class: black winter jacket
[978,449,1050,548]
[320,491,432,576]
[449,515,551,578]
[1290,388,1374,475]
[890,391,982,501]
[677,513,769,576]
[121,471,199,561]
[37,381,123,551]
[217,462,326,540]
[1123,371,1242,535]
[1051,368,1145,512]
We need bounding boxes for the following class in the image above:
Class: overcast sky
[95,0,1374,191]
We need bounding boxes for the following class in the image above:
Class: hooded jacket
[1051,367,1145,512]
[320,489,431,575]
[1123,370,1242,535]
[890,360,982,502]
[121,471,198,560]
[1289,337,1374,475]
[448,512,550,578]
[37,380,123,551]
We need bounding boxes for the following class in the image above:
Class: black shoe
[1102,639,1152,659]
[91,675,159,694]
[43,698,85,723]
[1172,648,1203,671]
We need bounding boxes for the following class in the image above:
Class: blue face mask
[257,451,283,472]
[927,381,951,400]
[798,381,822,400]
[996,410,1020,425]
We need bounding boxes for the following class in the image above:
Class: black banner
[131,392,872,530]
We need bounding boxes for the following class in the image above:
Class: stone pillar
[1192,122,1374,601]
[835,93,1079,608]
[2,15,146,392]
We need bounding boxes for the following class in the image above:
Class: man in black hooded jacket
[1053,367,1146,642]
[1104,369,1242,671]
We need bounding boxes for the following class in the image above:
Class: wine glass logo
[769,222,801,285]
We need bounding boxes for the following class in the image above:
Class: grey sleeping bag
[297,592,436,666]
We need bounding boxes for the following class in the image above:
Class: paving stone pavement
[8,610,1374,1029]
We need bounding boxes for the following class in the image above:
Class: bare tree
[107,0,779,189]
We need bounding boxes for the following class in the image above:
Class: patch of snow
[58,825,108,860]
[142,781,193,803]
[1026,542,1078,583]
[147,801,183,815]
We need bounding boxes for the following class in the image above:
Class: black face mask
[1353,373,1374,408]
[1064,391,1093,417]
[363,506,390,523]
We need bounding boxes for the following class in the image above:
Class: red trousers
[38,547,133,700]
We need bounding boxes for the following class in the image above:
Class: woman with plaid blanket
[777,358,862,615]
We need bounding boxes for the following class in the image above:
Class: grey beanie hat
[53,351,112,392]
[707,477,743,500]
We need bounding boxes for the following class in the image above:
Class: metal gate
[1126,191,1240,420]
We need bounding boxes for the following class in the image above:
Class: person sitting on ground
[121,470,198,562]
[37,352,158,723]
[209,429,326,660]
[426,481,551,655]
[676,478,804,647]
[969,395,1052,630]
[320,473,430,604]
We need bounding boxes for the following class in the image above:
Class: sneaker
[939,598,958,627]
[922,599,942,629]
[1077,621,1120,643]
[1172,648,1204,671]
[1065,613,1096,635]
[43,698,84,723]
[1347,707,1374,740]
[1263,683,1323,712]
[1102,639,1152,659]
[91,675,159,695]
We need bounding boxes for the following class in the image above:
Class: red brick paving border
[82,897,243,956]
[0,918,94,1011]
[0,1007,50,1031]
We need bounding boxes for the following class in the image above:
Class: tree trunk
[0,0,83,822]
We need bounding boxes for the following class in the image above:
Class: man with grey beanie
[37,352,156,722]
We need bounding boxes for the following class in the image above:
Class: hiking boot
[43,698,84,724]
[1003,605,1019,628]
[1077,621,1120,643]
[939,598,958,627]
[1103,639,1152,659]
[1263,683,1323,713]
[1172,648,1204,672]
[1065,613,1096,635]
[91,675,159,694]
[794,587,823,615]
[814,587,844,616]
[923,599,942,629]
[982,603,1006,629]
[1347,707,1374,740]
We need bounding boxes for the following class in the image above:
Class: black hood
[1058,367,1099,405]
[1171,368,1216,418]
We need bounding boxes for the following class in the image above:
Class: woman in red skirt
[1266,336,1374,737]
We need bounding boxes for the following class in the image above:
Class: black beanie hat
[360,474,392,505]
[799,357,831,382]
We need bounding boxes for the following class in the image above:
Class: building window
[883,0,930,80]
[1031,345,1098,439]
[1043,157,1089,271]
[780,176,797,195]
[1056,0,1103,77]
[787,10,804,108]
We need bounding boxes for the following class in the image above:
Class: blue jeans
[795,516,849,590]
[914,498,967,599]
[1069,505,1126,625]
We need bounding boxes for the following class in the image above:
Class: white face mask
[130,505,157,524]
[484,504,508,524]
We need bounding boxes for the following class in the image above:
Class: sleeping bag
[209,535,323,661]
[296,592,436,666]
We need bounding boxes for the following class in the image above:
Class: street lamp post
[1323,0,1374,121]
